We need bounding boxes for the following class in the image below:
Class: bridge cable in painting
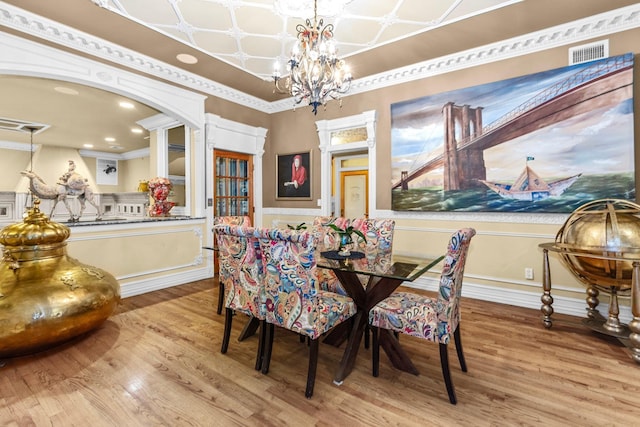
[405,121,439,188]
[393,53,632,191]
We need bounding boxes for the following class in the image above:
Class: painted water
[391,173,635,213]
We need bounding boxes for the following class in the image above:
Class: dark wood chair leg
[217,282,225,315]
[221,307,233,353]
[372,326,380,377]
[364,324,370,349]
[305,338,319,398]
[439,343,457,404]
[453,326,467,372]
[261,323,274,375]
[255,319,267,371]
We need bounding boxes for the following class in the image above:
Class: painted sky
[391,53,635,185]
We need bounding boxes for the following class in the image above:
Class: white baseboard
[118,263,633,326]
[119,267,213,298]
[408,276,633,324]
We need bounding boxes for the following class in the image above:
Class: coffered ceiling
[95,0,518,80]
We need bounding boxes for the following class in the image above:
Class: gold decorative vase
[0,200,120,358]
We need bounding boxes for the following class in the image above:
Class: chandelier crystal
[273,0,352,115]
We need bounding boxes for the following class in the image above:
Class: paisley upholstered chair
[254,227,357,398]
[310,216,351,295]
[214,224,266,371]
[213,216,252,314]
[369,228,476,404]
[350,217,395,257]
[350,217,396,348]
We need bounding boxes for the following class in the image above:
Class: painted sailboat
[480,162,581,201]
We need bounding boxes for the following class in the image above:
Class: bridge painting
[391,53,635,213]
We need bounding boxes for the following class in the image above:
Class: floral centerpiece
[148,177,175,217]
[328,224,366,256]
[287,222,307,230]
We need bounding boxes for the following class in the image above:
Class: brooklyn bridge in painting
[393,53,634,192]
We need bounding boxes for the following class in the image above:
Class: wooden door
[214,150,253,222]
[340,170,368,218]
[213,150,253,273]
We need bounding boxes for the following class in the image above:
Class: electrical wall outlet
[524,267,534,280]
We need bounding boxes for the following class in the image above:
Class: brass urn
[0,200,120,357]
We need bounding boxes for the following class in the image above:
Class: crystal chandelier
[273,0,352,115]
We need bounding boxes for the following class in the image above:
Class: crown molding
[1,2,638,115]
[0,140,40,151]
[0,2,272,114]
[78,147,150,160]
[342,3,640,97]
[267,3,640,113]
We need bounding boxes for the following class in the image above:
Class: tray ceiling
[98,0,518,80]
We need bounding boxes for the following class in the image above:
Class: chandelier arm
[272,0,351,114]
[273,77,292,94]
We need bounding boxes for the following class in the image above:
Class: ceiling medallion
[273,0,352,115]
[275,0,354,18]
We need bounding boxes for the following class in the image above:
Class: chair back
[253,228,318,333]
[351,218,395,257]
[310,216,350,251]
[255,227,357,340]
[437,228,476,340]
[214,224,264,319]
[214,215,251,226]
[311,216,351,294]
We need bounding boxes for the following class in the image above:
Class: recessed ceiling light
[83,143,94,148]
[119,101,135,109]
[105,137,116,142]
[131,128,143,134]
[54,86,79,95]
[177,53,198,64]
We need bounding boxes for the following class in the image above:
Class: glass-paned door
[214,149,253,222]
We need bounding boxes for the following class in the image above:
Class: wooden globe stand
[540,243,640,364]
[539,199,640,364]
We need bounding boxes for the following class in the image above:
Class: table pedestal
[332,269,420,384]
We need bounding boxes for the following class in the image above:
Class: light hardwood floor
[1,279,639,426]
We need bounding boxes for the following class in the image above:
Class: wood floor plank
[1,278,639,426]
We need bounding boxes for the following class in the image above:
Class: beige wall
[1,129,206,299]
[2,146,149,194]
[264,29,640,210]
[65,219,208,298]
[121,156,151,193]
[261,28,640,318]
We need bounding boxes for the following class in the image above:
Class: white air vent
[0,117,49,134]
[569,40,609,65]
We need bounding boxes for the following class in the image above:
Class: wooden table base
[331,269,420,384]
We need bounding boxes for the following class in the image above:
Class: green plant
[287,222,307,231]
[327,224,366,243]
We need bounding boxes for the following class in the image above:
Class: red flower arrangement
[147,177,175,217]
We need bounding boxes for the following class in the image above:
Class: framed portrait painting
[276,151,312,200]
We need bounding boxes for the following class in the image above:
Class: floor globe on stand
[555,199,640,336]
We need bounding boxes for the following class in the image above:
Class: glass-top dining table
[317,250,444,384]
